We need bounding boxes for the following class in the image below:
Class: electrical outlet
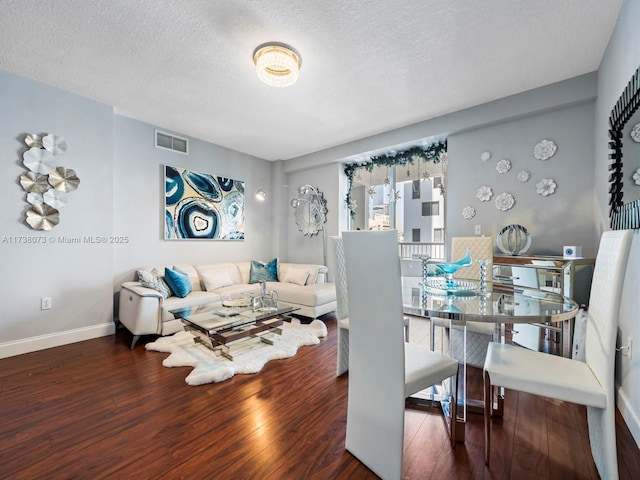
[41,297,52,310]
[474,224,482,235]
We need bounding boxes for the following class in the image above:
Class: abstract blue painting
[164,165,245,240]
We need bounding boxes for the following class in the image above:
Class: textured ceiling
[0,1,623,161]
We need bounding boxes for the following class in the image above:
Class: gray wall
[447,102,596,256]
[0,71,278,357]
[595,0,640,446]
[0,70,114,351]
[285,163,342,267]
[112,115,274,288]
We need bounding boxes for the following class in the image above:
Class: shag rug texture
[145,319,327,385]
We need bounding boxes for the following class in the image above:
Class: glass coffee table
[169,300,299,360]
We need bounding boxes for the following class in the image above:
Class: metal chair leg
[484,370,492,465]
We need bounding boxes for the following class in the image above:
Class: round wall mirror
[291,185,327,237]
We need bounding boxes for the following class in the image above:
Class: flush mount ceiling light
[253,42,302,88]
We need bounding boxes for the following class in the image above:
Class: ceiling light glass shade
[253,42,301,88]
[255,189,267,201]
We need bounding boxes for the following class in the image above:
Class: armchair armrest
[121,281,164,299]
[119,282,164,336]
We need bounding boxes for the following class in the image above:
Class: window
[412,228,421,242]
[433,176,442,191]
[422,201,440,216]
[433,228,444,243]
[411,180,420,199]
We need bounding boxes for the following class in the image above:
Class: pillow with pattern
[249,258,279,283]
[137,268,171,299]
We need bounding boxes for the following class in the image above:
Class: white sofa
[118,262,337,348]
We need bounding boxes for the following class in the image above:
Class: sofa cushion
[164,267,192,298]
[279,263,323,285]
[137,268,171,299]
[249,258,279,283]
[196,263,242,287]
[271,282,336,308]
[199,268,234,291]
[281,266,310,286]
[214,284,261,298]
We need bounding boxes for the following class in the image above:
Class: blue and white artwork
[165,165,245,240]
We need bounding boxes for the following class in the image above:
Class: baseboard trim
[617,384,640,449]
[0,323,116,359]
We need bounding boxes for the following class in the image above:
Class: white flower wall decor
[496,159,511,174]
[495,192,515,211]
[462,206,476,219]
[516,169,530,183]
[533,139,557,160]
[481,151,491,162]
[630,123,640,143]
[476,185,493,201]
[633,168,640,186]
[536,178,557,196]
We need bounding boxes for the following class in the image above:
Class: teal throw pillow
[249,258,279,283]
[164,267,192,298]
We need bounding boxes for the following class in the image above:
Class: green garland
[344,140,447,219]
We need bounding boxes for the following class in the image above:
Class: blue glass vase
[433,249,472,288]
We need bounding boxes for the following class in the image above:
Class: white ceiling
[0,0,623,161]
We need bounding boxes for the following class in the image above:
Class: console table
[492,255,594,351]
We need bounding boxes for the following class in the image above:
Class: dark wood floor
[1,314,639,479]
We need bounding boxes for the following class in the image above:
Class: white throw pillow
[201,269,234,291]
[283,267,310,286]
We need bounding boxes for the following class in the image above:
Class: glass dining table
[402,276,579,442]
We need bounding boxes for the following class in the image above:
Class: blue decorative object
[249,258,279,283]
[427,249,473,292]
[164,267,193,298]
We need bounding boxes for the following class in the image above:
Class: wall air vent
[155,130,188,154]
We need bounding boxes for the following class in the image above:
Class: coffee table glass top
[170,300,298,332]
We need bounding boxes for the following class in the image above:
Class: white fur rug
[145,319,327,386]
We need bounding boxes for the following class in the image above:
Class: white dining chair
[328,235,410,377]
[327,236,350,377]
[483,229,633,479]
[342,230,459,479]
[430,236,494,367]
